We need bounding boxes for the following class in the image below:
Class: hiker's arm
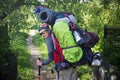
[42,51,53,65]
[42,36,54,65]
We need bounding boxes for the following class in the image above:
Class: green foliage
[18,65,35,80]
[77,65,92,79]
[17,48,35,80]
[0,0,119,79]
[0,25,12,65]
[0,0,40,66]
[9,32,29,55]
[32,33,45,47]
[102,32,120,69]
[9,31,35,79]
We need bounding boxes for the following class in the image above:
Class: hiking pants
[56,67,78,80]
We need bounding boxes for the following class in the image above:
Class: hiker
[34,5,102,63]
[35,5,102,80]
[36,23,78,80]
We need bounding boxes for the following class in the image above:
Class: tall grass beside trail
[9,32,35,80]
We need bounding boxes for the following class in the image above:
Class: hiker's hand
[36,58,42,66]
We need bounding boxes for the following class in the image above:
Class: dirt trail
[27,30,56,80]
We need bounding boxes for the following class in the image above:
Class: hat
[39,23,49,34]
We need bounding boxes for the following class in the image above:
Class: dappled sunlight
[29,30,37,36]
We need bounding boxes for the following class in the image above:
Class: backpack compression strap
[62,45,78,49]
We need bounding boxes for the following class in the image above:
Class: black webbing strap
[62,45,79,49]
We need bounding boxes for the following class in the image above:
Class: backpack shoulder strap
[51,33,56,49]
[51,32,64,61]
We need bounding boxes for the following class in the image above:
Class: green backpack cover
[53,21,83,63]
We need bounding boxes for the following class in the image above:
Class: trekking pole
[37,58,41,80]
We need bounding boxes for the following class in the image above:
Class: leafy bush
[32,33,45,47]
[18,65,35,80]
[9,31,35,80]
[77,65,92,80]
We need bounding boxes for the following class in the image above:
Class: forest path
[27,30,56,80]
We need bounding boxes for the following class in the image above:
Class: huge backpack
[53,21,83,63]
[52,18,99,63]
[55,12,99,48]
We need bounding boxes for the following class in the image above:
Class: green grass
[10,31,35,80]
